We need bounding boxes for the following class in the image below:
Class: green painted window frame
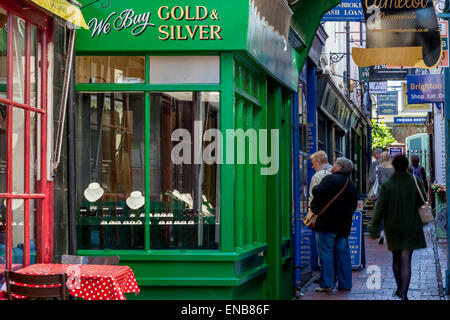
[75,53,225,254]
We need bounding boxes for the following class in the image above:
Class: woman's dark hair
[392,154,409,172]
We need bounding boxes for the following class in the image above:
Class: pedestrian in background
[368,148,383,189]
[370,154,426,300]
[408,154,428,193]
[310,158,357,292]
[308,150,333,284]
[368,151,394,245]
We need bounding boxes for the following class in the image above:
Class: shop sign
[30,0,89,29]
[322,0,365,22]
[359,67,370,81]
[77,0,248,52]
[377,91,398,115]
[352,0,442,68]
[369,81,387,94]
[369,65,407,81]
[438,20,448,68]
[433,105,446,185]
[402,83,432,111]
[389,147,403,158]
[349,211,363,269]
[393,117,427,124]
[406,74,445,104]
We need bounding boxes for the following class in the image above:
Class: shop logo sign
[88,8,155,38]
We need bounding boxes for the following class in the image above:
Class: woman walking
[370,154,426,300]
[368,151,394,244]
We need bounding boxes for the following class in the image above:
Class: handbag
[412,174,434,225]
[303,178,349,230]
[367,166,380,201]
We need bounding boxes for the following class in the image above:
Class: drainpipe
[292,90,302,295]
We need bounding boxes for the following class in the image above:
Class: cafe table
[12,263,140,300]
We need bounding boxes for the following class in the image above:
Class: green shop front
[72,0,300,300]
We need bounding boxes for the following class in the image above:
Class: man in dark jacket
[310,157,357,292]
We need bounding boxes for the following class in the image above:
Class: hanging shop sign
[393,117,427,124]
[389,147,404,158]
[359,66,370,81]
[402,83,432,111]
[352,0,442,68]
[369,65,407,81]
[406,74,445,104]
[369,81,387,94]
[377,91,398,115]
[322,0,365,22]
[30,0,89,29]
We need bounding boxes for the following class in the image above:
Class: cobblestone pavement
[296,224,449,300]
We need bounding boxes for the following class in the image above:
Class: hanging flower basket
[431,182,446,203]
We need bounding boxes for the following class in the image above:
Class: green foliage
[371,119,397,150]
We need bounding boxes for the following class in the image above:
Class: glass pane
[0,8,7,98]
[149,56,220,84]
[11,197,24,267]
[0,103,6,194]
[12,108,24,194]
[12,16,25,104]
[75,92,145,250]
[30,25,40,108]
[76,56,145,84]
[149,92,219,249]
[30,112,40,194]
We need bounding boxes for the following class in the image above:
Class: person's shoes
[393,289,401,298]
[337,287,351,291]
[313,278,321,284]
[315,286,335,292]
[378,237,384,245]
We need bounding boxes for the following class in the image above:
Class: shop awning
[28,0,88,29]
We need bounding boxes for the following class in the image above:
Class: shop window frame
[74,53,224,254]
[0,3,52,272]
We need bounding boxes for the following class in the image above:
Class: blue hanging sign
[389,147,404,158]
[406,74,445,104]
[394,117,427,124]
[377,91,398,115]
[322,0,364,22]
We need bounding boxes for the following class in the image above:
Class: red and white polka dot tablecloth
[13,264,140,300]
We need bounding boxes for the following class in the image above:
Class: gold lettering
[211,25,222,40]
[172,6,185,20]
[158,6,170,20]
[185,6,196,20]
[170,25,176,40]
[177,25,188,40]
[199,25,210,40]
[196,6,208,21]
[186,25,199,39]
[159,25,170,40]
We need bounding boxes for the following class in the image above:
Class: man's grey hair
[335,157,353,174]
[373,148,383,155]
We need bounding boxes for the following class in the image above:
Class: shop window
[149,56,220,84]
[76,56,145,83]
[334,129,345,161]
[75,92,146,250]
[149,92,219,249]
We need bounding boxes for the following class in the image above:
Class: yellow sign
[402,83,431,111]
[30,0,88,29]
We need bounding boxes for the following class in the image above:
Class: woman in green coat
[370,154,426,300]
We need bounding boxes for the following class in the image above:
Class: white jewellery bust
[84,183,104,202]
[126,191,145,210]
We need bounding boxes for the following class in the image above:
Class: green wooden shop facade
[72,0,339,300]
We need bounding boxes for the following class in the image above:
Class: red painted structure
[0,0,54,272]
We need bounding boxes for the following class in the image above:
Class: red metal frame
[0,0,53,271]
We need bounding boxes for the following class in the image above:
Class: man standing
[310,158,358,292]
[309,151,333,200]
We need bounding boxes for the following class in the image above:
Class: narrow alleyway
[297,224,449,300]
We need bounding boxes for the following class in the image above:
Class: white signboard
[369,81,387,94]
[433,104,446,185]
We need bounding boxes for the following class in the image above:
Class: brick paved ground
[296,224,449,300]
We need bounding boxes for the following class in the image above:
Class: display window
[0,3,51,278]
[75,56,221,251]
